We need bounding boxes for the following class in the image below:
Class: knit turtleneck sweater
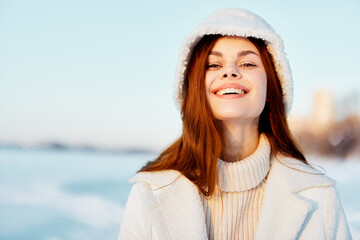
[201,134,271,240]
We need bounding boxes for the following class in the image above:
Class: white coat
[119,156,352,240]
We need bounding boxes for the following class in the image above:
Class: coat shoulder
[271,155,336,194]
[129,169,184,190]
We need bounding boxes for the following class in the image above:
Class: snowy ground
[0,149,359,239]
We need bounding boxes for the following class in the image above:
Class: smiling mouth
[214,88,248,95]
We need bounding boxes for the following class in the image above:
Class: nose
[220,66,241,80]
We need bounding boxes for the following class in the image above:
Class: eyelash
[206,62,256,69]
[207,63,221,69]
[240,63,256,68]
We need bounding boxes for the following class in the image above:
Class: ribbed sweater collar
[217,134,271,192]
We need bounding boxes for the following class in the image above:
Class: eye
[240,62,256,68]
[206,63,222,70]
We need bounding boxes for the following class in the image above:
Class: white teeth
[215,88,246,95]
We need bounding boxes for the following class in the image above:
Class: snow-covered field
[0,149,359,240]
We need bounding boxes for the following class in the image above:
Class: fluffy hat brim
[174,8,293,114]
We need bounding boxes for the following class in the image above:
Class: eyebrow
[209,50,259,57]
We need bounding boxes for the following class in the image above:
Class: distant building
[311,90,335,133]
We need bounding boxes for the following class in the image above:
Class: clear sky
[0,0,359,150]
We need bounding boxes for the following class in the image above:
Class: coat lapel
[254,156,335,240]
[130,170,208,240]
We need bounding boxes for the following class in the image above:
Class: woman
[119,9,352,240]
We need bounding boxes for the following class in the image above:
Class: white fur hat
[175,8,293,114]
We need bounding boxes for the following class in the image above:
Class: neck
[219,119,260,162]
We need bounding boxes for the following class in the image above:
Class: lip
[211,83,250,99]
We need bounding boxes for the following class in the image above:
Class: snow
[0,149,359,239]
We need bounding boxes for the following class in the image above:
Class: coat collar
[130,156,335,240]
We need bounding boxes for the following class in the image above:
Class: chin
[212,108,263,123]
[210,100,265,122]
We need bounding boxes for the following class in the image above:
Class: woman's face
[205,36,267,124]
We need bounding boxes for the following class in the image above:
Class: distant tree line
[294,92,360,159]
[295,115,360,158]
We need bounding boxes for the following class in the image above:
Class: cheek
[258,75,268,110]
[251,72,267,113]
[254,72,267,97]
[260,77,267,98]
[205,72,216,99]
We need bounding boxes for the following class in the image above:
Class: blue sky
[0,0,359,150]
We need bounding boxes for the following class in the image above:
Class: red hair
[140,35,306,196]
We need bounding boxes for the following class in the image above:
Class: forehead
[210,36,259,54]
